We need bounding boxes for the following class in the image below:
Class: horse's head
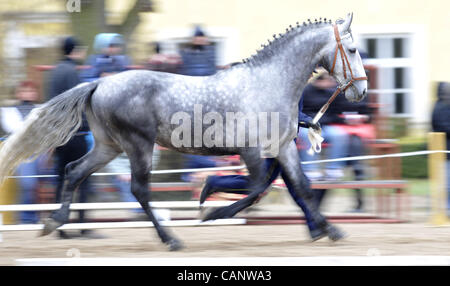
[321,13,368,102]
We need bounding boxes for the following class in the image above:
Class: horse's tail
[0,81,98,186]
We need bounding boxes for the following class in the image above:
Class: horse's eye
[348,48,356,54]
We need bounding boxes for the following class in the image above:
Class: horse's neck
[254,27,331,102]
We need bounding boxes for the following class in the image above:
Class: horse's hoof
[310,228,327,242]
[40,218,63,237]
[201,207,230,222]
[166,238,184,251]
[326,225,347,242]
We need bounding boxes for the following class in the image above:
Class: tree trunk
[69,0,106,54]
[69,0,153,54]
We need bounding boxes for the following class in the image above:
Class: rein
[307,24,368,155]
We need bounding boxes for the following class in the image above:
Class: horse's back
[86,68,288,157]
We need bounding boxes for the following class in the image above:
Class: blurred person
[334,49,373,212]
[333,94,374,212]
[299,69,350,181]
[300,68,375,210]
[48,37,86,99]
[182,155,223,200]
[0,81,43,224]
[202,155,248,202]
[179,25,217,76]
[106,153,135,205]
[199,96,344,241]
[82,33,132,207]
[81,33,131,82]
[48,36,101,239]
[178,25,220,196]
[431,82,450,213]
[81,33,131,151]
[105,147,160,212]
[147,42,181,74]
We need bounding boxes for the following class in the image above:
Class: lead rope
[307,87,342,155]
[307,115,324,155]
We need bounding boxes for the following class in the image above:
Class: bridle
[317,24,368,115]
[330,24,368,92]
[307,24,368,155]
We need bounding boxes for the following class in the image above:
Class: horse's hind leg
[41,142,120,236]
[125,139,183,251]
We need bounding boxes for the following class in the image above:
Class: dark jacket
[180,45,217,76]
[301,84,345,125]
[48,57,89,132]
[301,83,371,125]
[48,58,80,100]
[81,54,130,82]
[431,82,450,159]
[298,95,313,123]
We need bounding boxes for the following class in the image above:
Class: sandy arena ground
[1,222,450,265]
[1,191,449,265]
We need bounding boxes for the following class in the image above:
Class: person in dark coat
[48,37,85,99]
[179,26,220,197]
[300,68,374,210]
[298,70,350,181]
[431,82,450,212]
[48,37,100,239]
[179,26,217,76]
[334,85,373,212]
[0,81,43,223]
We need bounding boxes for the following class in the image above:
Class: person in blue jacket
[81,33,131,151]
[81,33,131,82]
[179,26,217,76]
[179,26,220,191]
[431,82,450,213]
[199,96,343,241]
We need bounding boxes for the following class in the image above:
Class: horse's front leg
[277,141,345,241]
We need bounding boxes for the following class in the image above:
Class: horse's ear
[340,12,353,33]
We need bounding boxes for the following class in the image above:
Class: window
[359,34,414,117]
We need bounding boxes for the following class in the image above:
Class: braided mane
[242,17,334,66]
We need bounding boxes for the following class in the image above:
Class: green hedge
[399,140,428,178]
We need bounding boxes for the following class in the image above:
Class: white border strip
[0,201,233,212]
[0,218,247,232]
[15,256,450,266]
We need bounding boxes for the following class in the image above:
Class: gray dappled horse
[0,13,367,250]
